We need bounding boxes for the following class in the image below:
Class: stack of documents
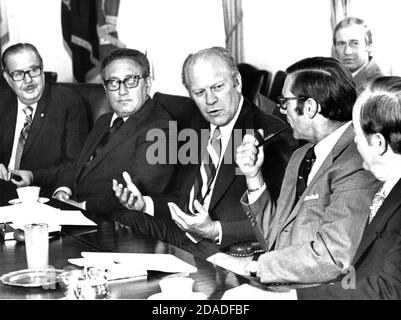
[68,252,198,281]
[0,202,96,240]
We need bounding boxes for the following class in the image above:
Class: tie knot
[23,105,33,117]
[304,146,316,164]
[212,127,221,141]
[112,117,124,129]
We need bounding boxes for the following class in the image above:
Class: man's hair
[100,48,150,79]
[359,76,401,154]
[1,43,43,71]
[181,46,238,90]
[333,16,373,49]
[286,56,356,122]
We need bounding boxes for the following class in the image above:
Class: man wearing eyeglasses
[53,48,174,214]
[233,56,381,287]
[0,43,88,193]
[333,17,386,95]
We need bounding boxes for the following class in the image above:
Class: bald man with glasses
[0,43,88,194]
[53,48,175,215]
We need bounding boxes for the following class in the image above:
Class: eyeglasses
[335,40,361,49]
[8,65,43,82]
[104,74,148,91]
[277,95,308,110]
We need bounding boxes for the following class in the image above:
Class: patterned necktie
[294,146,316,206]
[188,127,222,214]
[369,187,385,224]
[14,105,33,169]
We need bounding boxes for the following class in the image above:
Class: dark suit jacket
[297,178,401,299]
[0,84,88,193]
[57,97,175,215]
[117,93,298,255]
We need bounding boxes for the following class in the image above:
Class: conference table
[0,180,250,300]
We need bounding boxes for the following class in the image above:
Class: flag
[97,0,125,61]
[62,0,100,82]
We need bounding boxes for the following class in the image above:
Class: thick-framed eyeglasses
[104,74,148,91]
[277,95,308,110]
[8,65,43,82]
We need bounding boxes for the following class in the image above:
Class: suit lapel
[353,178,401,263]
[22,86,50,156]
[209,99,253,210]
[277,125,355,235]
[1,94,18,166]
[75,115,111,181]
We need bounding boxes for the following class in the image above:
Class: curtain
[0,0,9,57]
[97,0,125,62]
[222,0,244,63]
[330,0,351,31]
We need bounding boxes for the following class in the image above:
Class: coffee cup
[159,276,194,298]
[17,186,40,203]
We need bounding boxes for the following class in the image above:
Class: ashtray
[0,268,64,288]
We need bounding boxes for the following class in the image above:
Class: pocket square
[304,194,319,201]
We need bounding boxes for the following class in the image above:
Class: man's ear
[3,71,13,88]
[370,133,388,156]
[304,98,319,119]
[233,72,242,93]
[145,76,152,95]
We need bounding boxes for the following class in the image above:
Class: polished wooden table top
[0,180,249,300]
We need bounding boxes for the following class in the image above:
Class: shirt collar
[352,60,369,77]
[210,95,244,142]
[381,169,401,199]
[111,113,129,126]
[17,100,38,116]
[314,121,352,162]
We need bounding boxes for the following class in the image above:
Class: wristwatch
[247,253,261,277]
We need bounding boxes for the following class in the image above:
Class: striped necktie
[14,105,33,169]
[369,187,385,223]
[188,127,222,214]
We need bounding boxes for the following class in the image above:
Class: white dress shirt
[143,96,245,243]
[248,121,352,203]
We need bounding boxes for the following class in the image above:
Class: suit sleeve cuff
[53,186,72,197]
[247,183,266,204]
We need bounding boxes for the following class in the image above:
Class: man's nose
[118,83,128,95]
[344,44,353,55]
[23,73,33,83]
[205,90,217,105]
[280,107,287,115]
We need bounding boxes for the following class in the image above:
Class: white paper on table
[0,203,97,227]
[68,257,147,281]
[206,252,250,276]
[221,284,297,300]
[57,210,97,226]
[81,252,198,274]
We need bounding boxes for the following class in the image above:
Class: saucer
[8,197,50,205]
[147,292,207,300]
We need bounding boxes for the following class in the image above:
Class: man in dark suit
[296,76,401,299]
[53,48,175,215]
[0,43,88,194]
[112,47,298,258]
